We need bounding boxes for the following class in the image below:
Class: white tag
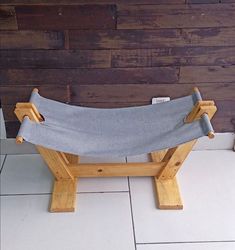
[151,97,170,104]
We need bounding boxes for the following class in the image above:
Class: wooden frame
[14,88,217,212]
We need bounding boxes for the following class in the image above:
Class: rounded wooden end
[16,136,24,144]
[193,87,199,93]
[208,131,215,139]
[33,88,39,93]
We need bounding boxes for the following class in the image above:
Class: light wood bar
[69,162,165,177]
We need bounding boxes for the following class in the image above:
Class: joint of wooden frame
[185,100,217,123]
[185,100,217,139]
[14,101,43,144]
[14,102,43,123]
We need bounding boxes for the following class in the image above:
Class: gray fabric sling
[17,91,214,157]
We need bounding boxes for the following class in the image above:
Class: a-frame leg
[14,99,78,212]
[50,179,77,212]
[152,150,182,209]
[151,140,196,209]
[37,146,77,212]
[155,177,182,209]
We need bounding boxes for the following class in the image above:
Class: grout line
[78,190,129,194]
[136,240,235,245]
[128,177,137,250]
[0,155,7,174]
[0,190,129,197]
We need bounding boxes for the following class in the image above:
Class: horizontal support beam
[69,162,165,177]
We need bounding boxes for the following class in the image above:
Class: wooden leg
[157,140,197,180]
[36,146,78,212]
[151,141,196,210]
[154,176,183,209]
[37,146,74,180]
[50,178,77,212]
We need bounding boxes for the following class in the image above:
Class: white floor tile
[1,154,128,195]
[129,150,235,243]
[0,139,37,155]
[137,242,235,250]
[1,193,135,250]
[194,133,235,150]
[1,154,53,195]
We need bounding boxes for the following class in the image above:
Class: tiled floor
[1,141,235,250]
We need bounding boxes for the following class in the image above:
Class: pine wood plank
[0,31,64,49]
[0,6,18,30]
[151,148,183,209]
[151,150,168,162]
[0,67,179,85]
[117,4,235,29]
[157,140,197,180]
[111,47,235,67]
[0,50,111,69]
[185,100,217,123]
[69,162,165,177]
[155,177,183,209]
[16,5,116,30]
[179,65,235,83]
[50,179,77,212]
[69,28,235,49]
[64,153,80,164]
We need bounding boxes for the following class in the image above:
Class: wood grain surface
[1,1,235,136]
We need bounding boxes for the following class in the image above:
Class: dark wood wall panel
[0,85,69,105]
[1,1,235,137]
[16,5,116,30]
[0,6,18,30]
[0,0,185,5]
[0,67,179,84]
[69,83,235,103]
[5,121,20,139]
[0,50,111,68]
[179,66,235,83]
[69,28,235,49]
[117,4,235,29]
[0,31,64,49]
[111,47,235,67]
[187,0,235,3]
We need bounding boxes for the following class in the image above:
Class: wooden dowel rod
[33,88,39,93]
[193,87,199,93]
[16,135,24,144]
[208,131,215,139]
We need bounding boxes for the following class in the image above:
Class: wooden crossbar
[14,87,217,212]
[69,162,165,177]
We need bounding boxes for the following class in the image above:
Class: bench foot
[50,179,77,212]
[154,176,183,210]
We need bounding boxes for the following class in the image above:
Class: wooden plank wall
[1,0,235,137]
